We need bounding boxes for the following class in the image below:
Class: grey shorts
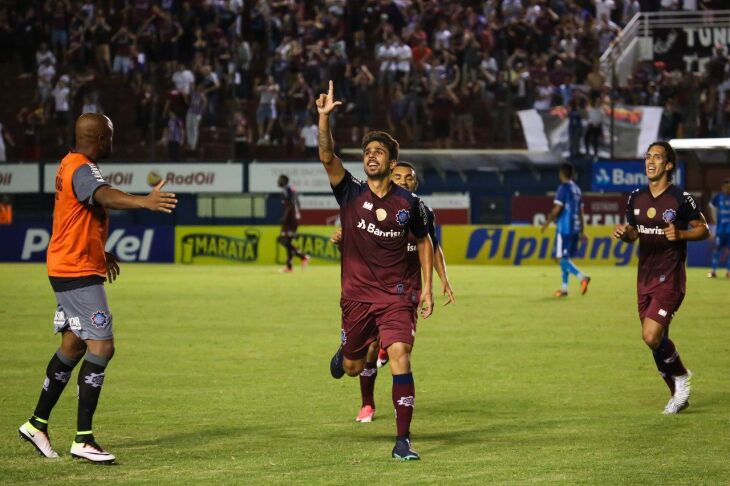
[53,284,113,340]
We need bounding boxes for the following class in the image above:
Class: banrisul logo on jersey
[179,230,260,263]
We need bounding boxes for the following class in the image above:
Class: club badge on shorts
[91,311,109,329]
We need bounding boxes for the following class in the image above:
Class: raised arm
[316,80,345,186]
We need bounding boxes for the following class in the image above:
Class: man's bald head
[75,113,114,160]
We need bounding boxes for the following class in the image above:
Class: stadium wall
[1,225,714,267]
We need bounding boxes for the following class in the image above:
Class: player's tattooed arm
[316,80,345,186]
[612,223,638,242]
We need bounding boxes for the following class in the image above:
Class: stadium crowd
[0,0,728,161]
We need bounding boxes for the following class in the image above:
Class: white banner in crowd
[43,163,243,193]
[0,164,40,193]
[518,106,663,159]
[249,162,366,193]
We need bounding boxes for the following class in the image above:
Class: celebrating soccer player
[277,174,310,273]
[18,113,177,463]
[332,162,455,425]
[612,141,709,415]
[316,80,434,460]
[541,163,590,297]
[707,178,730,278]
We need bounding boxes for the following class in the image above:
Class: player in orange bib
[18,113,177,464]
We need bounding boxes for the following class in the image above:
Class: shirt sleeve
[408,198,429,239]
[427,207,439,248]
[678,191,702,222]
[626,189,638,226]
[710,193,719,208]
[554,183,567,205]
[331,170,363,208]
[72,163,109,205]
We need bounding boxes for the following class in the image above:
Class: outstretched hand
[145,180,178,213]
[315,80,342,116]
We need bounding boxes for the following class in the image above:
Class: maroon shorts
[280,221,298,237]
[340,298,416,360]
[637,290,685,327]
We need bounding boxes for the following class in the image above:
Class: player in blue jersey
[708,178,730,278]
[541,163,590,297]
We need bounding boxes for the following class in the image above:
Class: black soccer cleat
[392,436,420,461]
[330,346,345,379]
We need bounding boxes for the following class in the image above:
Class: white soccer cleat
[18,421,59,458]
[663,370,692,415]
[70,440,116,464]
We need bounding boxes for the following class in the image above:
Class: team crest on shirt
[396,209,410,226]
[662,208,677,224]
[91,311,109,329]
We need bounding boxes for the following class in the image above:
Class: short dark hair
[559,162,574,178]
[278,174,289,185]
[647,141,677,176]
[362,131,399,162]
[395,161,417,173]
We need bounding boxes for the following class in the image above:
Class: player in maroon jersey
[612,141,709,414]
[317,80,434,460]
[332,162,455,425]
[277,174,310,272]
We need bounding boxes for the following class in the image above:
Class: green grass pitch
[0,263,728,484]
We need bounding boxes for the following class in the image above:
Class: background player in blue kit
[708,178,730,278]
[541,163,590,297]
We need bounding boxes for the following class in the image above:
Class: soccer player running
[707,177,730,278]
[18,113,177,463]
[277,174,310,273]
[332,162,455,424]
[612,141,709,414]
[541,162,590,297]
[317,80,434,460]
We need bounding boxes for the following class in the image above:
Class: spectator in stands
[455,81,481,146]
[37,58,56,105]
[255,75,280,145]
[658,98,683,140]
[0,10,12,65]
[376,34,398,96]
[387,83,413,141]
[428,85,459,149]
[111,26,136,80]
[233,108,252,160]
[393,35,412,86]
[134,83,155,146]
[89,14,112,76]
[349,63,375,144]
[289,73,313,132]
[0,120,15,162]
[17,7,40,78]
[568,98,584,158]
[51,75,71,147]
[300,115,319,159]
[200,64,221,126]
[161,111,185,161]
[82,94,103,115]
[172,62,195,96]
[533,76,555,112]
[156,7,184,76]
[231,37,252,99]
[47,0,71,63]
[186,84,206,152]
[584,95,603,158]
[36,42,56,71]
[17,105,45,160]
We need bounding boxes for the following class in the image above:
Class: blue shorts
[554,233,579,259]
[715,233,730,249]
